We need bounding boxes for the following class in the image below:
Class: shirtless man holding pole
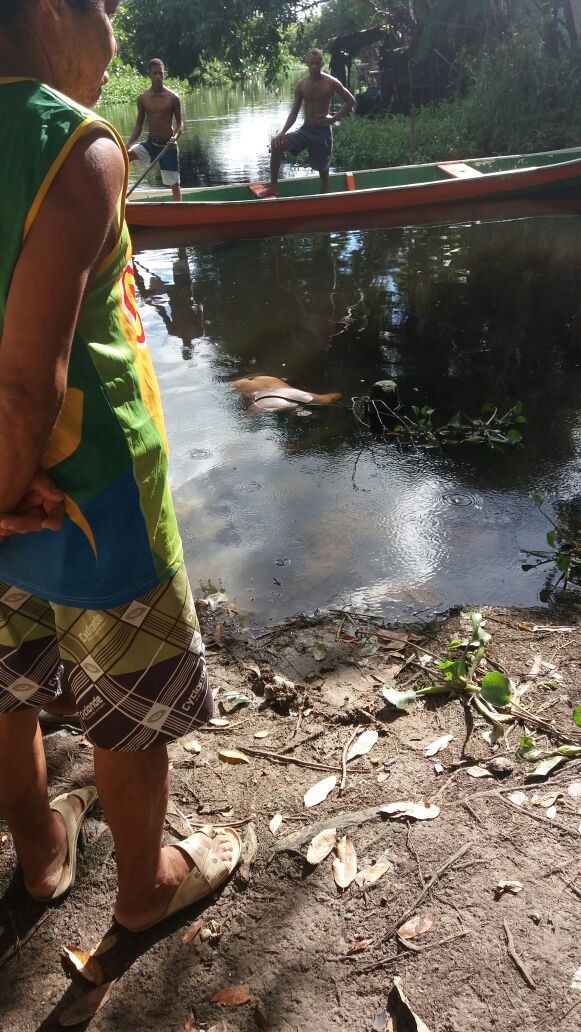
[127,58,184,201]
[259,48,355,198]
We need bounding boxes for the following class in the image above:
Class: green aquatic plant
[521,493,581,593]
[382,611,512,738]
[381,611,581,777]
[516,731,581,780]
[353,390,525,450]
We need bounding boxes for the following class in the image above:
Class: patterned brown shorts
[0,565,213,750]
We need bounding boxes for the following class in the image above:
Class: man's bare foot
[114,830,236,931]
[21,795,84,899]
[257,187,278,199]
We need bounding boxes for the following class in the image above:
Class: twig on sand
[462,800,485,826]
[497,794,580,839]
[281,729,325,755]
[187,816,252,829]
[557,998,581,1025]
[358,841,472,973]
[340,726,361,794]
[457,782,581,838]
[358,929,471,974]
[238,744,340,773]
[503,918,536,989]
[0,910,52,970]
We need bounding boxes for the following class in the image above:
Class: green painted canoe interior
[137,148,581,205]
[154,164,451,205]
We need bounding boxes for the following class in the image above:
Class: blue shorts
[285,124,333,173]
[133,137,180,187]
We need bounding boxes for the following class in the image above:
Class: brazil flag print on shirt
[0,79,183,608]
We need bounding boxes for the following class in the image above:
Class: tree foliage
[115,0,302,81]
[114,0,580,87]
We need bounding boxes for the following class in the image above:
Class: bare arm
[332,79,356,120]
[170,94,184,143]
[126,95,146,149]
[272,84,303,147]
[0,133,125,517]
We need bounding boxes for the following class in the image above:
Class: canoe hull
[127,149,581,232]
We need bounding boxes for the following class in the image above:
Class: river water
[103,86,581,629]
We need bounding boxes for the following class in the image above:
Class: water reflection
[134,248,204,361]
[134,213,581,627]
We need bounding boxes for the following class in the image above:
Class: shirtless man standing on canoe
[127,58,183,201]
[259,48,355,198]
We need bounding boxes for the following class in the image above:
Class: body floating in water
[232,375,342,413]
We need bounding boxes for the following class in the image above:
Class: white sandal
[30,786,98,903]
[125,824,242,933]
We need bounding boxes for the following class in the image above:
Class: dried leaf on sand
[182,918,204,945]
[495,880,523,898]
[465,765,492,778]
[508,791,527,806]
[269,813,283,836]
[306,827,337,864]
[58,980,117,1026]
[355,862,391,888]
[61,945,104,986]
[212,984,251,1006]
[347,728,379,761]
[333,834,357,889]
[379,800,440,821]
[183,737,202,754]
[424,734,453,757]
[397,912,435,939]
[304,775,337,808]
[218,749,250,765]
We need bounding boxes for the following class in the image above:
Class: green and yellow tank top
[0,78,183,607]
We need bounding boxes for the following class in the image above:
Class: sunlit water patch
[133,212,581,628]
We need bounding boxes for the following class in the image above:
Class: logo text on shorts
[0,588,31,611]
[143,703,171,729]
[80,694,104,720]
[121,603,150,628]
[79,613,105,645]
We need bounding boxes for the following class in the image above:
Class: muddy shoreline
[1,600,580,1031]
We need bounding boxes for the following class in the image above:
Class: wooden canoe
[126,146,581,233]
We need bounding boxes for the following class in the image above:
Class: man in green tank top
[0,0,240,934]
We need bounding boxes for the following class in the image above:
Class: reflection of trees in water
[134,248,204,361]
[530,495,581,602]
[189,232,364,387]
[346,219,581,406]
[138,218,581,475]
[179,134,212,188]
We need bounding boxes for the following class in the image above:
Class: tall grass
[333,31,581,170]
